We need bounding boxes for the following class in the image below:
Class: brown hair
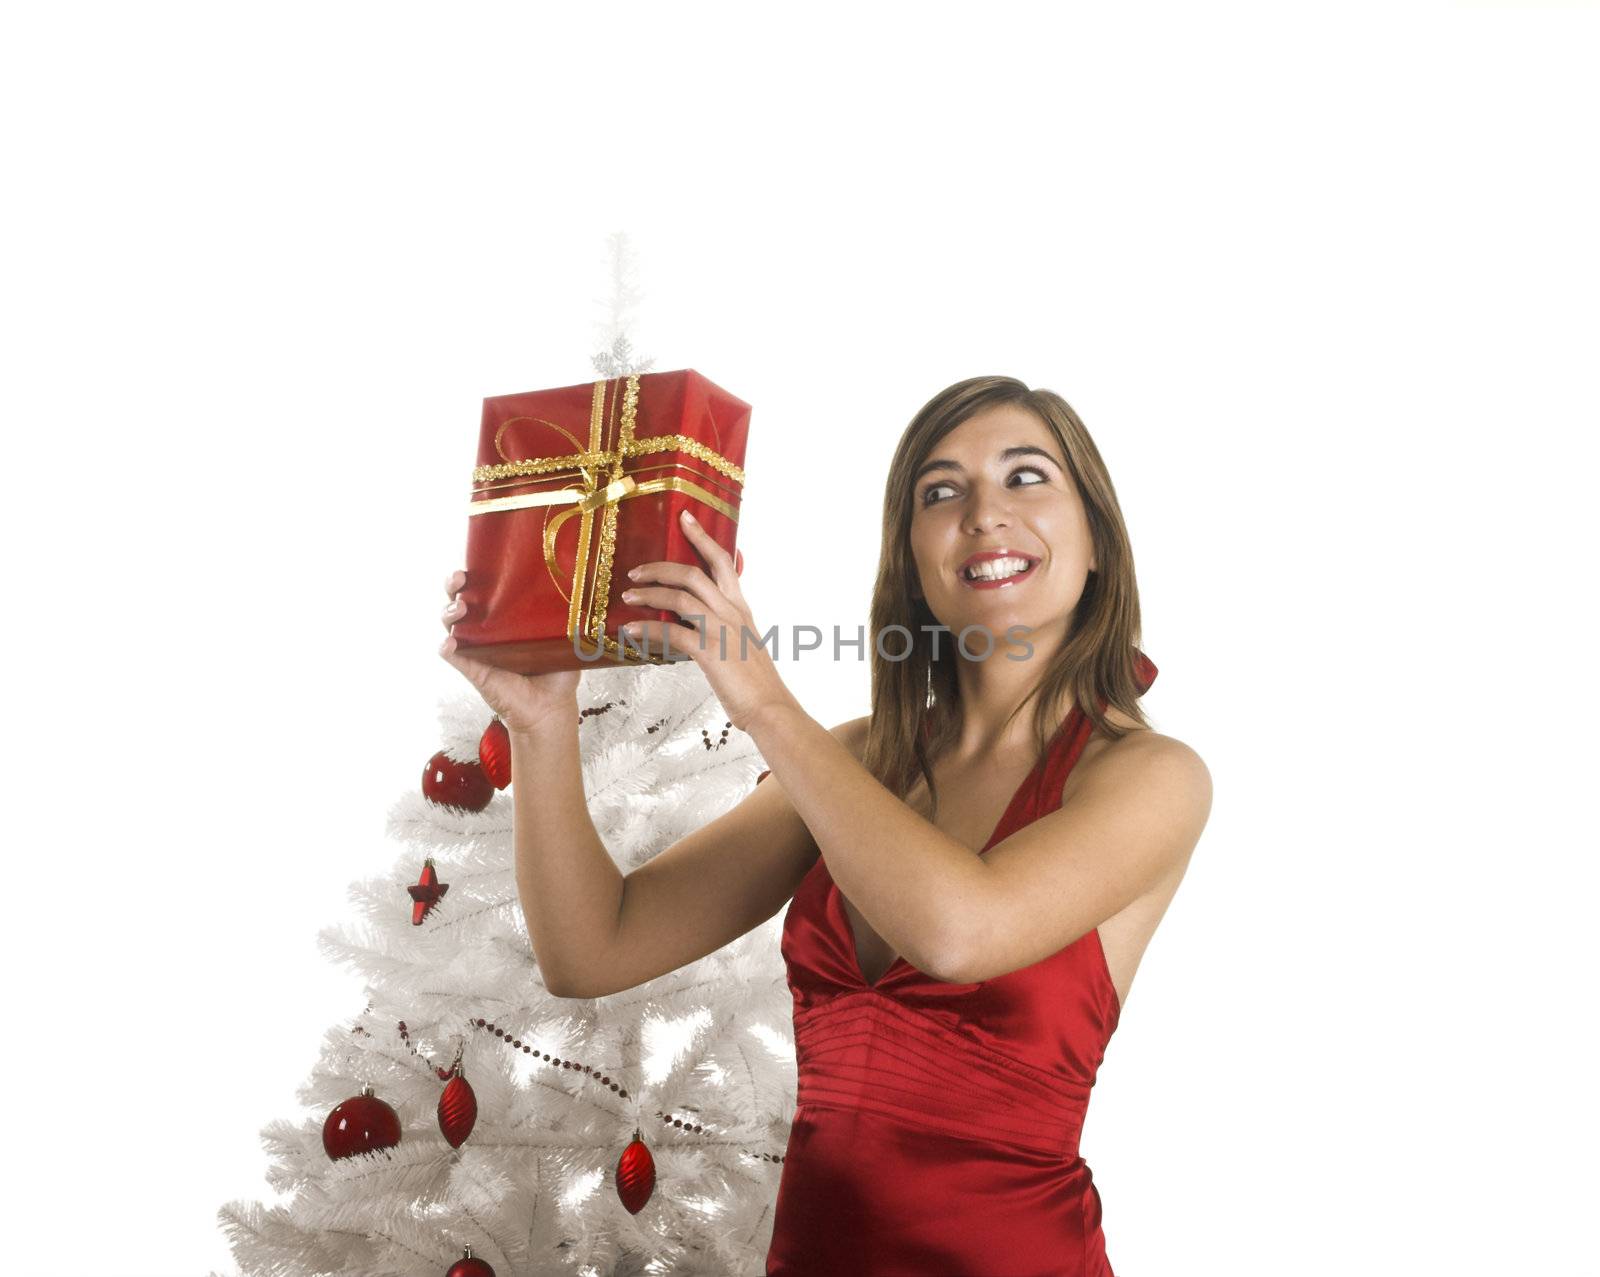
[860,375,1152,817]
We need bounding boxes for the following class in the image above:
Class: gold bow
[467,373,745,663]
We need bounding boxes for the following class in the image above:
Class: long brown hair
[860,375,1152,816]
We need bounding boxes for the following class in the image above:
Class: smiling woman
[872,383,1153,796]
[761,375,1210,1277]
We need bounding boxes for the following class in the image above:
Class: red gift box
[452,369,751,673]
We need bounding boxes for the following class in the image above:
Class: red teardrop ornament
[438,1070,478,1149]
[478,718,513,790]
[615,1130,656,1214]
[322,1085,402,1160]
[422,750,495,812]
[444,1245,495,1277]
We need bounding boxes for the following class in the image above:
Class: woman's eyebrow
[913,444,1062,483]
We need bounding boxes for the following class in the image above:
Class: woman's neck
[941,643,1073,763]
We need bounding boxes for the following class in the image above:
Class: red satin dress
[765,653,1157,1277]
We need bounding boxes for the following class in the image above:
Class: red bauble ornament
[322,1084,402,1160]
[422,750,494,812]
[615,1127,656,1214]
[408,858,450,925]
[444,1244,494,1277]
[478,717,512,790]
[438,1067,478,1149]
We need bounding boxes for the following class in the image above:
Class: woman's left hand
[617,509,796,733]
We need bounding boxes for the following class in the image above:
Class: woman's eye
[921,466,1047,506]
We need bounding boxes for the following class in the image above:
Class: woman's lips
[959,559,1039,590]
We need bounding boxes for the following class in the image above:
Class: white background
[4,2,1596,1274]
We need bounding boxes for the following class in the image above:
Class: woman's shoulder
[1076,712,1211,811]
[827,715,873,763]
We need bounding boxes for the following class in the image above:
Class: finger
[438,636,502,684]
[670,527,750,620]
[445,568,465,598]
[442,596,465,630]
[439,637,476,678]
[620,584,713,622]
[631,547,725,599]
[631,558,704,586]
[677,510,740,592]
[619,620,695,663]
[633,555,751,637]
[629,560,720,616]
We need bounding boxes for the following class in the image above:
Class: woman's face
[907,404,1097,653]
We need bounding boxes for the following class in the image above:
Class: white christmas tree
[215,659,798,1276]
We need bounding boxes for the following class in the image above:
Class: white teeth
[963,556,1033,581]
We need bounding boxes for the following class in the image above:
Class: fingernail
[627,566,640,578]
[439,636,454,654]
[681,510,696,524]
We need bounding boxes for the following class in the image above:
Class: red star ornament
[408,858,450,925]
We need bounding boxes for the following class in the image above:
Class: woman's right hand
[439,569,581,733]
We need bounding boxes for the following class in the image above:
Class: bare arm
[437,566,598,994]
[742,700,1210,986]
[509,714,627,997]
[538,718,869,999]
[740,701,975,978]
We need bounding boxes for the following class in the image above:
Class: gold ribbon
[466,373,745,663]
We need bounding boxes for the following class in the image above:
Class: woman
[439,374,1212,1276]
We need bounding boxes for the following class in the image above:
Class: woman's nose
[963,483,1014,534]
